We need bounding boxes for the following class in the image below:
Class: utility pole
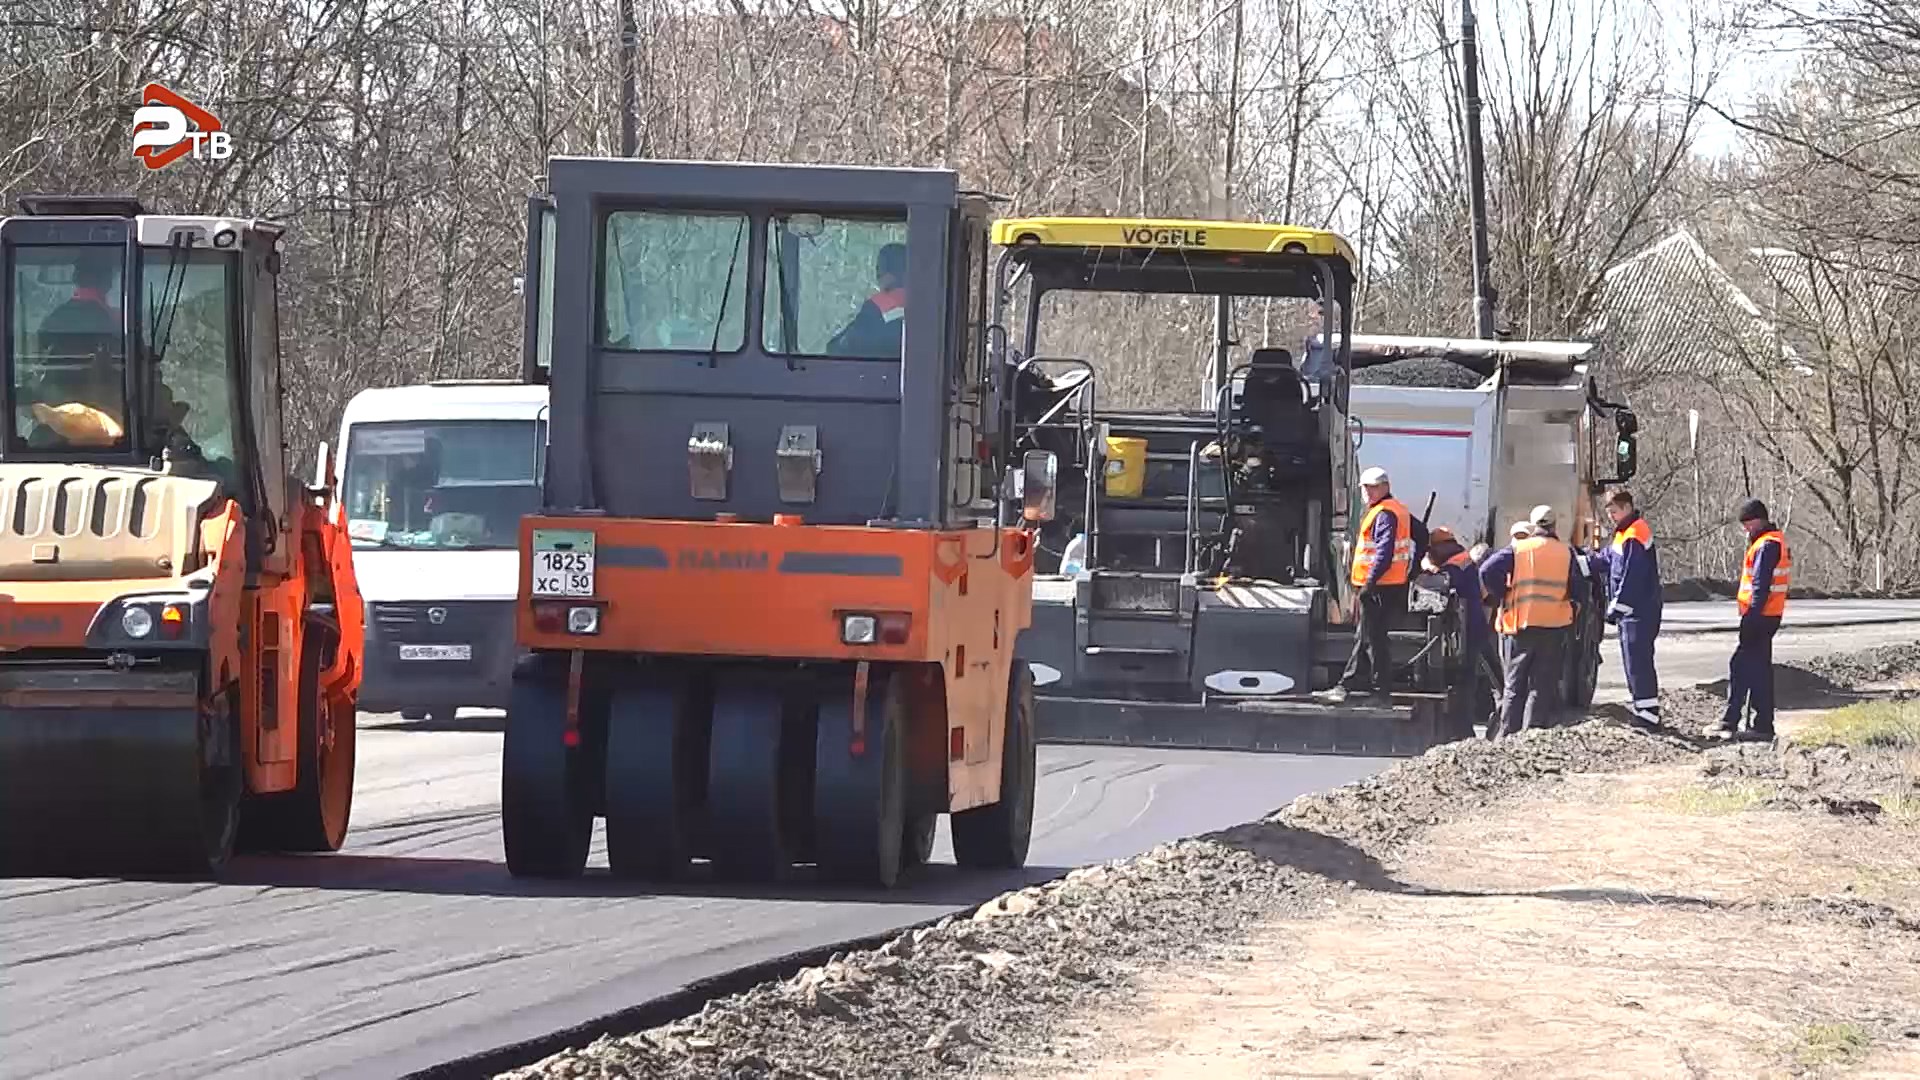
[1210,0,1246,403]
[619,0,638,156]
[1460,0,1497,338]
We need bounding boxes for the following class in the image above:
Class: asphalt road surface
[1654,598,1920,634]
[8,599,1918,1080]
[0,728,1390,1080]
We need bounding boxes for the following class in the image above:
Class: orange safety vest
[871,288,905,323]
[1611,517,1652,557]
[1737,529,1790,617]
[1445,550,1472,570]
[1350,497,1414,587]
[1497,536,1574,634]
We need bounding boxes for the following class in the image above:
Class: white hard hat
[1528,504,1557,528]
[1510,520,1534,538]
[1359,466,1389,486]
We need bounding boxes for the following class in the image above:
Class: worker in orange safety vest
[1719,499,1791,741]
[1319,466,1427,703]
[1479,514,1578,736]
[826,242,908,359]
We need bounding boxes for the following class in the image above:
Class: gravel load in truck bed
[1349,356,1486,389]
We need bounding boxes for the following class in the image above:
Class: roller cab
[0,196,365,877]
[502,159,1049,887]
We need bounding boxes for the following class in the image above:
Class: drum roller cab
[0,196,365,878]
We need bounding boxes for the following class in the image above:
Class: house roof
[1588,227,1802,377]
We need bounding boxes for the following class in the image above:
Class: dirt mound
[1243,722,1691,856]
[1701,739,1920,813]
[1803,641,1920,687]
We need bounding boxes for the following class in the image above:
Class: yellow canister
[1103,436,1148,498]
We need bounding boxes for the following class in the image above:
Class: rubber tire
[1564,608,1601,709]
[604,680,701,881]
[902,813,938,869]
[952,660,1036,869]
[706,683,793,882]
[239,622,355,853]
[813,667,907,888]
[502,673,593,878]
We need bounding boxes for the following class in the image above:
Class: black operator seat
[1238,346,1310,441]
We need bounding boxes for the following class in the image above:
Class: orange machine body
[0,482,364,799]
[517,514,1036,810]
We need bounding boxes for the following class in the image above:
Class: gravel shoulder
[503,643,1920,1080]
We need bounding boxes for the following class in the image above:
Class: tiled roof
[1585,228,1801,378]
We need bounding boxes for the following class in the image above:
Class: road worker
[1589,488,1663,729]
[1319,466,1428,703]
[826,242,907,358]
[1720,499,1790,741]
[1423,525,1498,739]
[1480,515,1577,736]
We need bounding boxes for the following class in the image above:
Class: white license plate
[531,530,596,597]
[399,644,471,661]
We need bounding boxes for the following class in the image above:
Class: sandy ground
[1001,708,1920,1080]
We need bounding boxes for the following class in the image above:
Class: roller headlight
[121,606,155,639]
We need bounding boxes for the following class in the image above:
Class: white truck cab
[336,380,548,724]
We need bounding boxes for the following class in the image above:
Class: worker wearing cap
[1590,488,1662,729]
[1720,499,1791,740]
[1479,513,1578,736]
[1423,525,1498,739]
[1321,466,1427,702]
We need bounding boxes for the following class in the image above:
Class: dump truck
[501,158,1051,887]
[1344,333,1640,711]
[0,195,365,876]
[993,216,1475,755]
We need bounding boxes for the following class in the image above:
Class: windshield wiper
[706,218,748,369]
[146,240,190,370]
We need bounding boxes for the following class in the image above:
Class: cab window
[600,210,750,352]
[143,247,240,488]
[7,244,130,453]
[763,214,908,359]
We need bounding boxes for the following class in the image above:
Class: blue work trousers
[1723,614,1782,734]
[1617,615,1661,724]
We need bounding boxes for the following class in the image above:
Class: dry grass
[1797,1021,1871,1067]
[1878,792,1920,823]
[1660,780,1775,815]
[1792,700,1920,751]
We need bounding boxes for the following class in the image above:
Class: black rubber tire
[239,621,355,853]
[501,673,593,878]
[902,812,938,869]
[812,667,907,888]
[604,679,702,881]
[952,659,1036,869]
[706,683,793,882]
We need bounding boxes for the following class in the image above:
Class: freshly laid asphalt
[6,600,1917,1080]
[0,727,1389,1080]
